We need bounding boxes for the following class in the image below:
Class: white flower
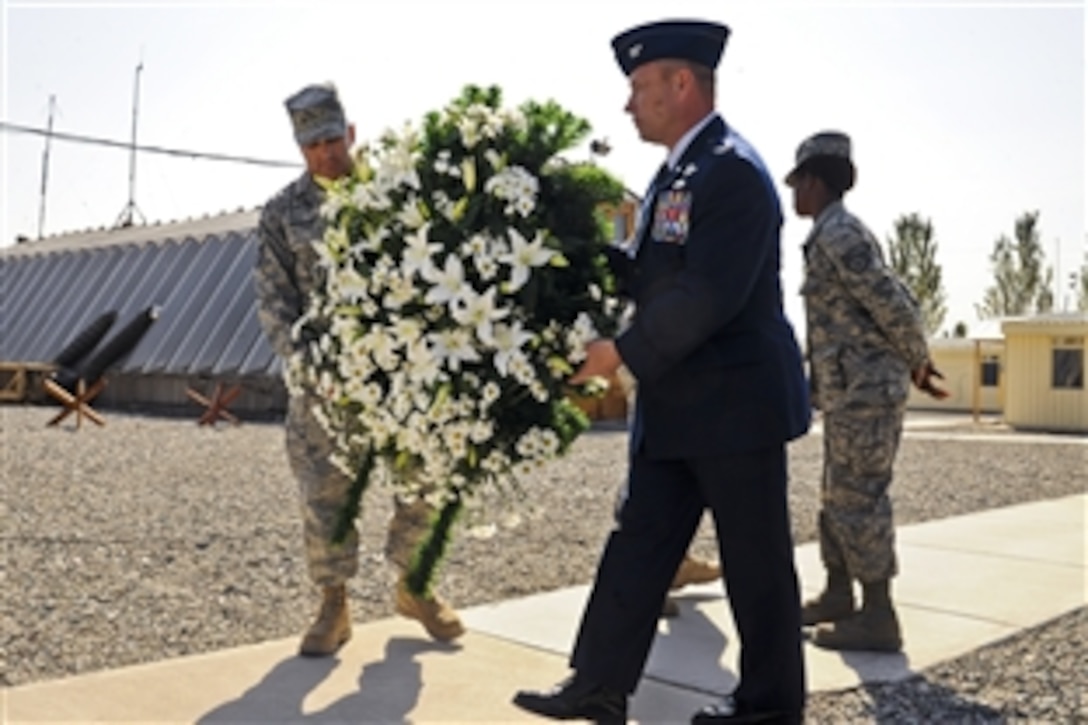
[458,117,481,149]
[491,320,534,376]
[530,380,549,402]
[500,228,555,292]
[453,286,509,345]
[480,381,501,409]
[428,327,480,371]
[390,317,424,347]
[330,314,361,344]
[484,148,504,170]
[462,233,490,257]
[484,165,539,218]
[331,267,369,301]
[566,312,599,353]
[475,255,499,281]
[320,185,350,220]
[401,223,439,278]
[351,182,393,212]
[318,227,350,265]
[469,419,493,443]
[431,189,460,222]
[383,275,417,310]
[358,382,383,407]
[434,150,455,174]
[361,222,391,252]
[405,338,442,386]
[397,197,427,229]
[361,328,397,367]
[508,354,538,387]
[421,254,466,308]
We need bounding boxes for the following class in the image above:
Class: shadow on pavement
[196,637,458,723]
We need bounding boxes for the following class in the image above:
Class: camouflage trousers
[286,395,435,587]
[819,405,905,583]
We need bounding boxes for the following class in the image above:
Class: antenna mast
[37,94,56,238]
[115,60,145,228]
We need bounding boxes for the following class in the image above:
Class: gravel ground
[1,405,1084,723]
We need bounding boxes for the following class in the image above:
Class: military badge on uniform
[652,191,692,244]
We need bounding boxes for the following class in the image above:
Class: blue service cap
[284,83,347,146]
[611,19,730,76]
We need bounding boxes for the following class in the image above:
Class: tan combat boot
[811,579,902,652]
[671,554,722,590]
[395,578,465,642]
[801,567,856,626]
[811,605,902,652]
[299,584,352,657]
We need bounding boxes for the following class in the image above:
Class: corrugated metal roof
[1,208,261,257]
[0,211,280,379]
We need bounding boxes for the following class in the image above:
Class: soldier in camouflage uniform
[254,83,464,657]
[785,130,946,652]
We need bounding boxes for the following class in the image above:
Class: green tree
[886,213,947,336]
[952,321,968,338]
[977,211,1054,318]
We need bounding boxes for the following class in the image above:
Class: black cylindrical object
[76,305,160,384]
[51,310,118,368]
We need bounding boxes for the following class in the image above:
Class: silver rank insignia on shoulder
[713,138,736,155]
[652,190,692,244]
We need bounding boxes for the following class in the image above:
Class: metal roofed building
[0,194,645,420]
[0,209,287,416]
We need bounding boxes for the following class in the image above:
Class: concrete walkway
[4,492,1084,724]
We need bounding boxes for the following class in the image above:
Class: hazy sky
[2,0,1084,334]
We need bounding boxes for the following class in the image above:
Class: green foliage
[1078,248,1088,313]
[405,496,464,597]
[333,449,374,544]
[977,211,1055,318]
[886,213,947,336]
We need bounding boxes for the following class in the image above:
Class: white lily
[491,320,534,376]
[421,254,466,307]
[453,286,509,345]
[405,338,442,386]
[500,228,555,291]
[401,223,439,278]
[397,197,427,229]
[428,327,480,371]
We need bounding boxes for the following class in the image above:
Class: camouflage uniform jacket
[801,200,928,412]
[254,172,326,361]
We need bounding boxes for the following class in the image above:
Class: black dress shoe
[513,676,627,723]
[691,695,802,724]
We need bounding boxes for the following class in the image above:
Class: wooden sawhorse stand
[42,377,107,429]
[186,382,243,426]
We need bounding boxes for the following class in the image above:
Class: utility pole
[115,60,145,228]
[37,94,56,239]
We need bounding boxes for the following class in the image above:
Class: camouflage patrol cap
[284,83,347,146]
[785,130,854,184]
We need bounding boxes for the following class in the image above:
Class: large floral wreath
[285,86,625,594]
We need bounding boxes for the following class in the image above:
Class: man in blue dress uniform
[513,19,810,724]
